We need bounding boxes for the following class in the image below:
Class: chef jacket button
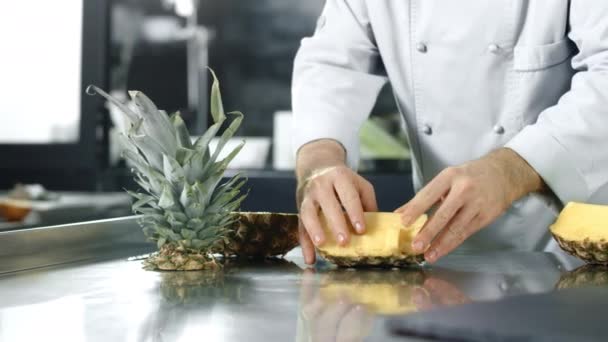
[422,124,432,135]
[416,42,428,53]
[493,125,505,134]
[488,43,500,54]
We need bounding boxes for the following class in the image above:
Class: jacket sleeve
[291,0,387,169]
[506,2,608,204]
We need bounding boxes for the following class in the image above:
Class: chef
[292,1,608,265]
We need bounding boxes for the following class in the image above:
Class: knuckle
[442,167,459,178]
[457,178,475,193]
[448,226,466,241]
[333,165,349,177]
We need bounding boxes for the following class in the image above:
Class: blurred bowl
[0,199,32,222]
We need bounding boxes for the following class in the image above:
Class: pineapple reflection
[139,258,301,341]
[298,268,470,341]
[556,265,608,289]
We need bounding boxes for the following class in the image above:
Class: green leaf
[170,112,193,149]
[157,237,167,249]
[187,218,205,231]
[215,140,245,171]
[192,119,225,164]
[131,134,167,171]
[195,173,224,207]
[158,227,181,241]
[163,155,185,187]
[185,203,205,220]
[176,147,195,165]
[180,229,196,240]
[201,112,243,176]
[184,151,205,184]
[179,183,191,208]
[208,68,226,123]
[158,184,175,209]
[129,90,177,156]
[86,85,140,124]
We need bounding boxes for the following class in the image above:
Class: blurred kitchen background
[0,0,413,230]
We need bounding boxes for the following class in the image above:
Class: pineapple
[87,70,298,271]
[556,265,608,289]
[550,202,608,265]
[317,212,428,267]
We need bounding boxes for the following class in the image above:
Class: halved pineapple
[317,212,428,267]
[551,202,608,265]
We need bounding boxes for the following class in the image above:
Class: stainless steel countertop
[0,244,586,342]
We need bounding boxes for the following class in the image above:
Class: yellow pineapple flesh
[317,212,428,267]
[550,202,608,265]
[319,270,426,315]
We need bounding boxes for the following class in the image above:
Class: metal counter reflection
[0,251,570,341]
[297,251,565,341]
[297,268,470,341]
[556,265,608,289]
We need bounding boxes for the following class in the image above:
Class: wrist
[295,139,347,182]
[487,148,545,202]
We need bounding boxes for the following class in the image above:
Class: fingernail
[428,250,438,261]
[354,221,364,233]
[313,235,322,245]
[412,241,424,252]
[338,233,346,244]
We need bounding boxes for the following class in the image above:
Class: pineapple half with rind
[550,202,608,265]
[87,70,298,271]
[317,212,428,267]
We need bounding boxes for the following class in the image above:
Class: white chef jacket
[292,1,608,252]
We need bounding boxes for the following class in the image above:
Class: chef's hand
[296,139,378,265]
[299,269,374,342]
[396,148,545,263]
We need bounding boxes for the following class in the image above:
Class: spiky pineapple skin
[552,233,608,265]
[318,252,425,268]
[144,244,221,271]
[144,212,299,271]
[216,212,299,258]
[556,265,608,289]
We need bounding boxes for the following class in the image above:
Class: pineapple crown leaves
[86,69,248,251]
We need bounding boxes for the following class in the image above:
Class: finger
[412,287,434,311]
[317,298,355,342]
[336,305,374,342]
[423,278,469,306]
[412,189,464,254]
[299,268,317,303]
[300,198,325,246]
[299,220,316,265]
[334,177,366,234]
[425,205,479,263]
[317,189,351,246]
[398,170,453,225]
[355,177,378,212]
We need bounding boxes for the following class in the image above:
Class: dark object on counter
[387,287,608,341]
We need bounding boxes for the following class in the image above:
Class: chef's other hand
[412,277,470,311]
[296,139,378,265]
[396,148,545,263]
